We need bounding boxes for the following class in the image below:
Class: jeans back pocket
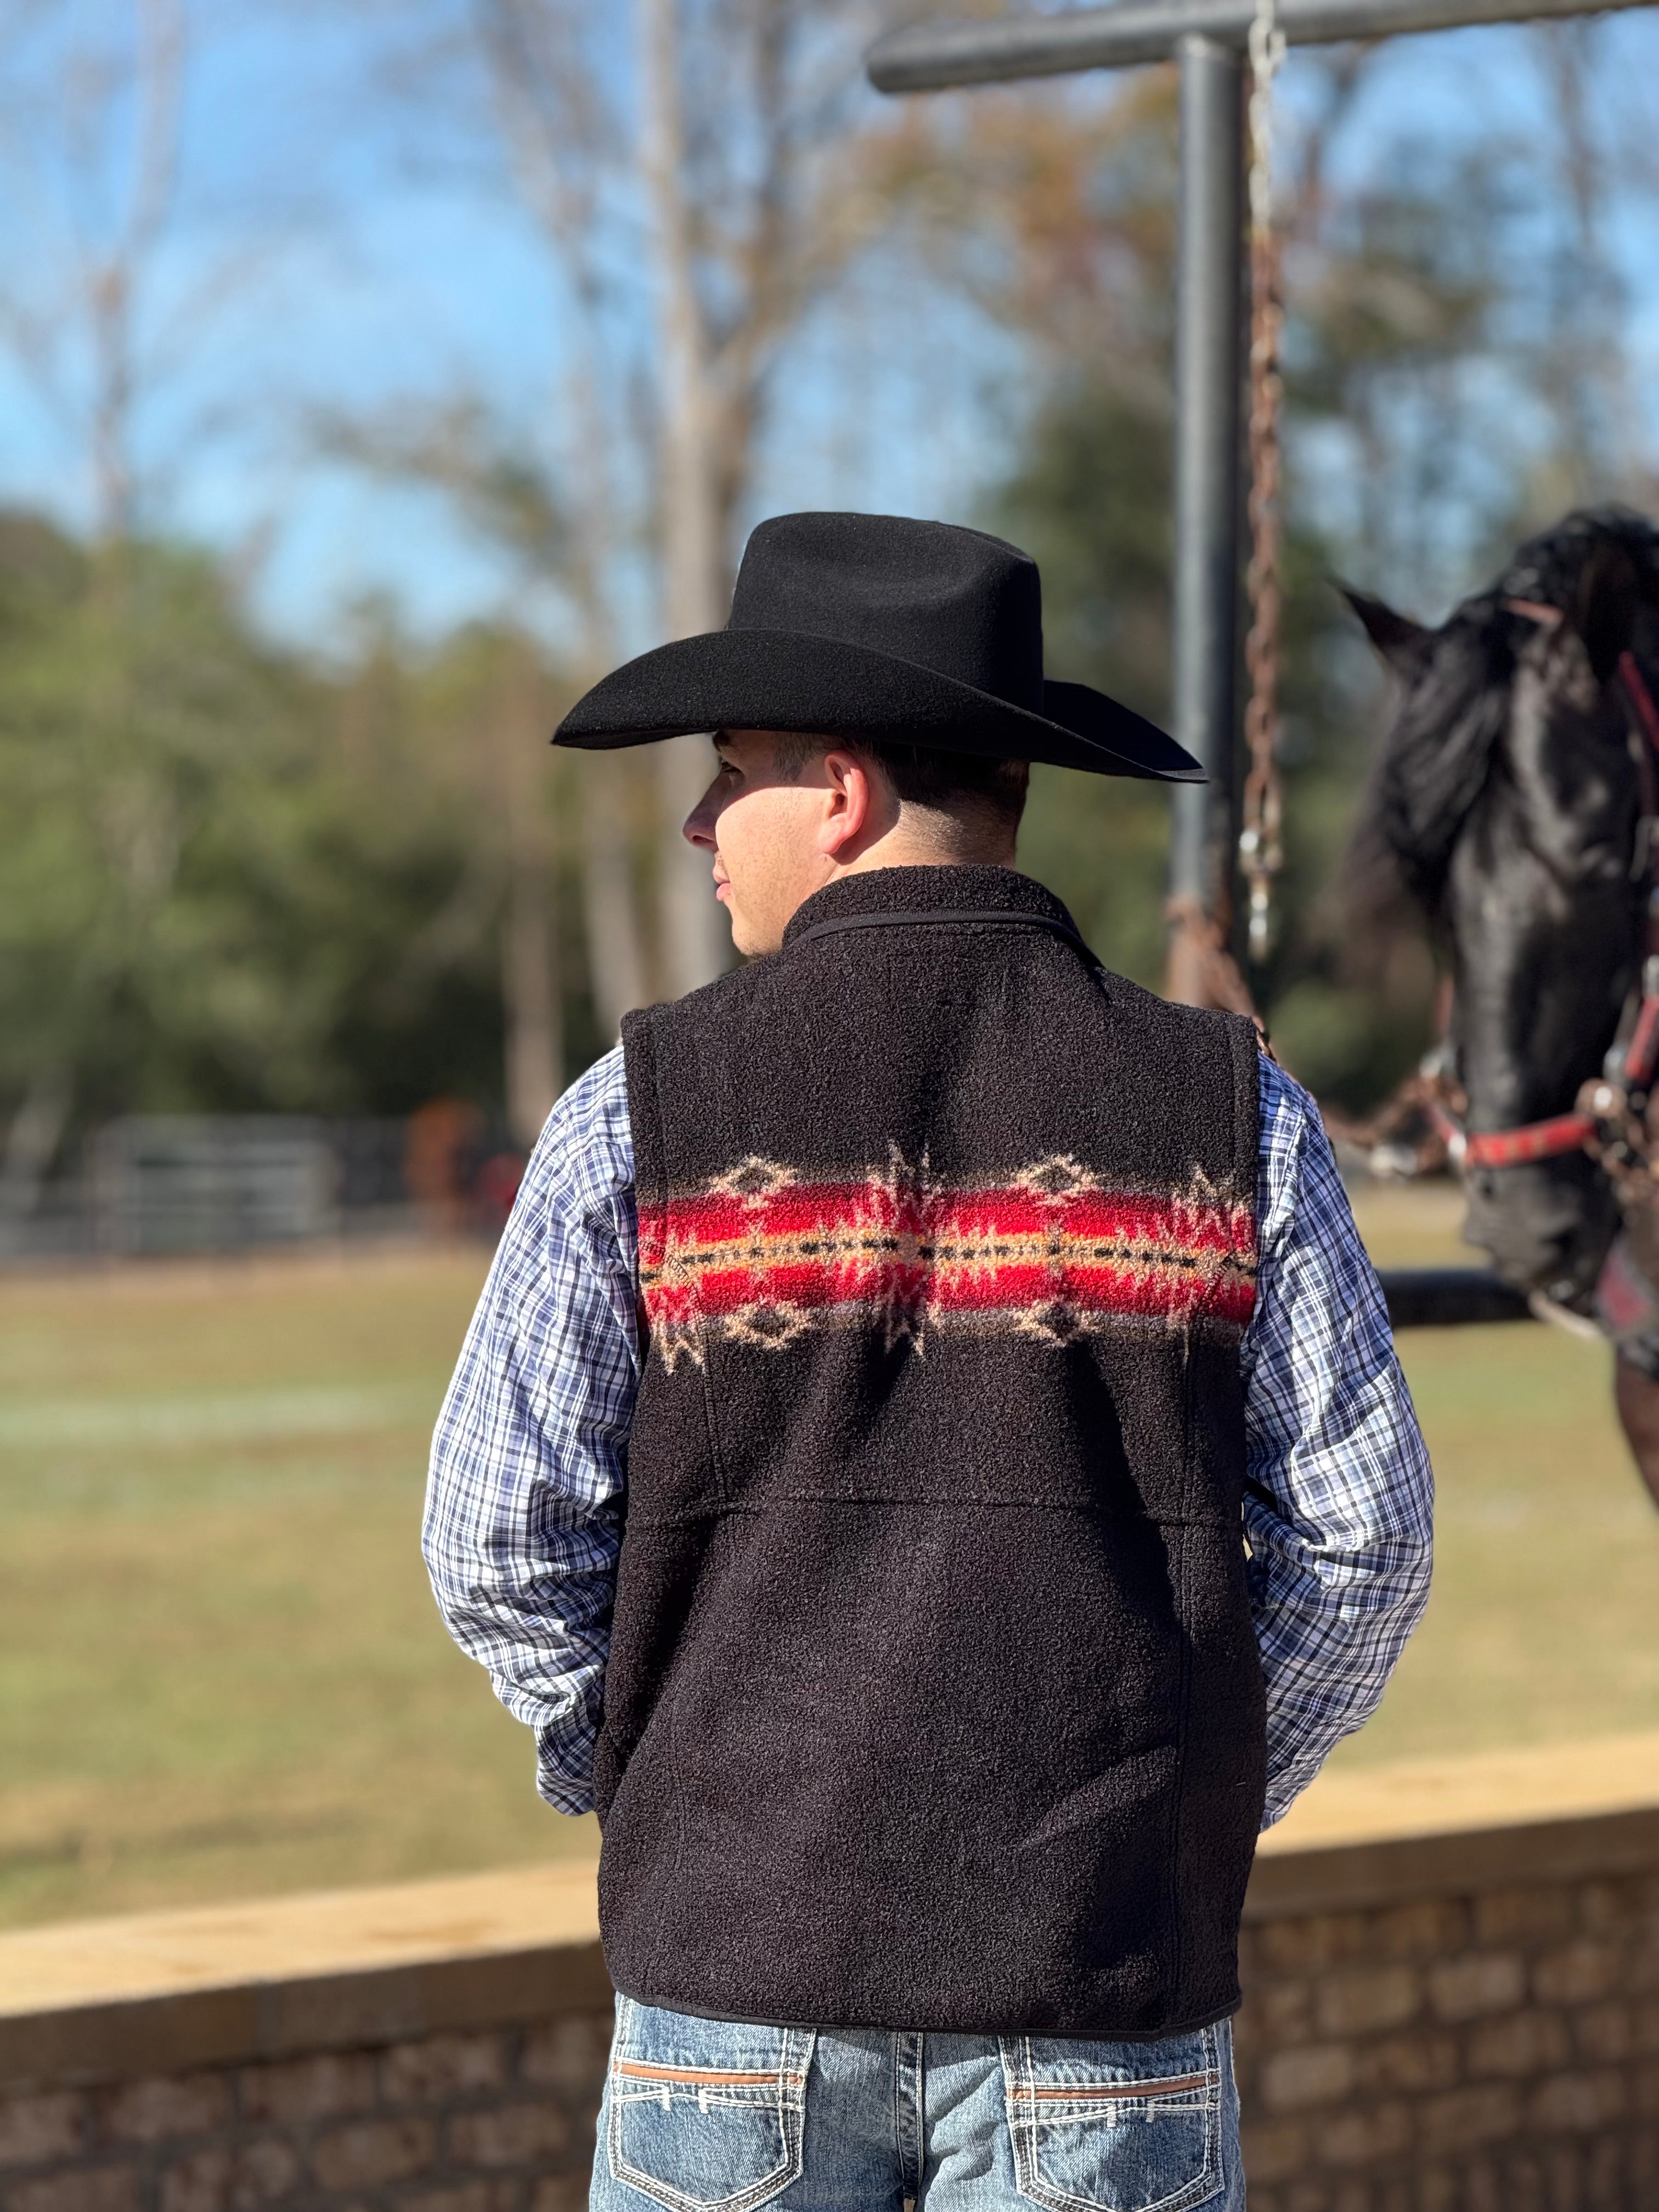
[607,1996,814,2212]
[1000,2025,1226,2212]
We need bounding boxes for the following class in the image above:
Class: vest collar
[781,865,1077,949]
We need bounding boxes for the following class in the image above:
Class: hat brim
[552,627,1204,783]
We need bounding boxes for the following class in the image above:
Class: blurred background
[3,0,1658,1930]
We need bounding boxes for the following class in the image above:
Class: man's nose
[682,776,721,848]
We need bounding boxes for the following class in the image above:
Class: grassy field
[0,1245,596,1932]
[1,1188,1656,1931]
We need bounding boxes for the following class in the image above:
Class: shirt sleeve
[422,1046,638,1814]
[1240,1054,1435,1827]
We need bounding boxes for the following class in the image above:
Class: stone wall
[0,2021,611,2212]
[0,1864,614,2212]
[1236,1861,1659,2209]
[3,1737,1659,2212]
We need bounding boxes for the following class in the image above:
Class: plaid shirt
[425,1045,1432,1829]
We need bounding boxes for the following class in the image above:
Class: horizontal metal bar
[1376,1268,1536,1329]
[868,0,1654,88]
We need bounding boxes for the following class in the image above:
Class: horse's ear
[1335,582,1430,672]
[1566,537,1641,684]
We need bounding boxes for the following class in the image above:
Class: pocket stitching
[607,2020,811,2212]
[1023,2070,1213,2104]
[1000,2029,1223,2212]
[616,2064,808,2089]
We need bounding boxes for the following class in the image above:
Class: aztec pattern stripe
[638,1150,1256,1364]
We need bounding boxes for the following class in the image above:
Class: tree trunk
[0,1067,71,1222]
[582,754,651,1036]
[637,0,730,997]
[504,852,562,1149]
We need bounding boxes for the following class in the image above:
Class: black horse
[1347,506,1659,1504]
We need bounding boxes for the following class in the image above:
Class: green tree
[0,512,605,1193]
[987,382,1175,991]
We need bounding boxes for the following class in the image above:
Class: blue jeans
[590,1996,1245,2212]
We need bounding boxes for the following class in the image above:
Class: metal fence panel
[92,1118,340,1255]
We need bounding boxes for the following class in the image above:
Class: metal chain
[1240,0,1288,964]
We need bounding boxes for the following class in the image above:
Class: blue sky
[2,0,1656,651]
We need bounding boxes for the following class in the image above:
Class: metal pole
[867,0,1655,91]
[1166,33,1244,996]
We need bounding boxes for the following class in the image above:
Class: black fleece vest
[603,866,1265,2037]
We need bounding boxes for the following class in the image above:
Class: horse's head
[1349,509,1659,1308]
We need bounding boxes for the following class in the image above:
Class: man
[425,512,1432,2212]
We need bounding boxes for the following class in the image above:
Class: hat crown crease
[726,514,1046,714]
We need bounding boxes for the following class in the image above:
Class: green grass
[1,1193,1655,1931]
[1329,1184,1659,1770]
[0,1247,597,1931]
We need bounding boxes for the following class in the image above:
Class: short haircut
[768,732,1030,829]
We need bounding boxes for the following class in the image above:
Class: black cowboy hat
[554,511,1203,782]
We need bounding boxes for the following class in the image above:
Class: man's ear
[817,747,873,857]
[1336,582,1432,675]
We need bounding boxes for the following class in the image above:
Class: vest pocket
[606,1996,814,2212]
[1001,2027,1225,2212]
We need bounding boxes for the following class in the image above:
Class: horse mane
[1352,505,1659,921]
[1497,504,1659,610]
[1351,598,1514,918]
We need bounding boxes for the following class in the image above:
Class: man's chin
[725,910,783,960]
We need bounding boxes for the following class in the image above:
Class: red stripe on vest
[638,1153,1256,1363]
